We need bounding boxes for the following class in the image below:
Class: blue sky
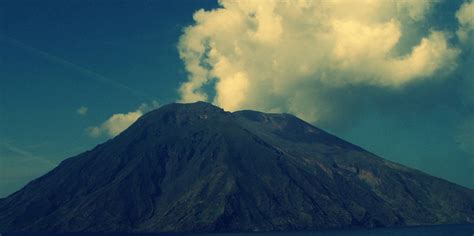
[0,0,473,197]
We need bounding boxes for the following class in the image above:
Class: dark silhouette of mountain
[0,102,473,232]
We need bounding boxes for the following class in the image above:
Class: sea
[2,224,474,236]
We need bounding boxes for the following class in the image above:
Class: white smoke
[177,0,460,122]
[456,0,474,43]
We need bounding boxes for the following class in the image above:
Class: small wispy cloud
[87,101,160,138]
[0,142,58,198]
[76,106,88,116]
[0,142,56,166]
[87,110,142,138]
[1,34,156,101]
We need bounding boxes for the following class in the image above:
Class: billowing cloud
[87,101,159,138]
[76,106,88,116]
[456,0,474,43]
[178,0,460,123]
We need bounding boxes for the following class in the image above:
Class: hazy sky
[0,0,473,197]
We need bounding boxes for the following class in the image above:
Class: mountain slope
[0,102,473,232]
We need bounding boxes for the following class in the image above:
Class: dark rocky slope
[0,102,473,232]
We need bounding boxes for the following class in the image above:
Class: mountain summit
[1,102,473,232]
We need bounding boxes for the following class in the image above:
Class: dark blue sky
[0,0,472,197]
[0,0,217,196]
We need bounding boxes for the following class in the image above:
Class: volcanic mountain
[1,102,473,232]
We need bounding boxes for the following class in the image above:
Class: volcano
[1,102,473,232]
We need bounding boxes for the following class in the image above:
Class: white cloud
[456,0,474,43]
[76,106,88,116]
[87,101,159,138]
[87,111,142,138]
[177,0,460,123]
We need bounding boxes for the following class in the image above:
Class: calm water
[4,224,474,236]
